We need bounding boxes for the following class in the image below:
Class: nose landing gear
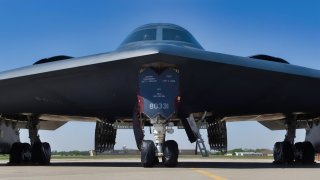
[136,119,180,168]
[135,67,180,167]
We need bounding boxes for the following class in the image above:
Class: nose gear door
[138,68,180,120]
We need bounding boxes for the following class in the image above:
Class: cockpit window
[122,29,156,44]
[163,28,196,44]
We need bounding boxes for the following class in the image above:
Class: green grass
[0,155,9,160]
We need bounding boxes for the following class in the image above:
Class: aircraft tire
[141,140,156,167]
[162,140,179,167]
[9,142,23,164]
[273,141,294,164]
[294,141,315,164]
[9,142,31,164]
[294,142,304,163]
[21,143,32,162]
[154,155,159,164]
[31,142,51,165]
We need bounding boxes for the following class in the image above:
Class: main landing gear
[273,116,315,164]
[9,116,51,165]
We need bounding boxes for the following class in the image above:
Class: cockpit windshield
[162,28,197,44]
[122,29,156,44]
[118,24,204,50]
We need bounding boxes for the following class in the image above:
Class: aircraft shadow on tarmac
[43,162,320,169]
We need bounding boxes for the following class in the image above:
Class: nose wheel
[162,140,179,167]
[141,140,157,167]
[140,139,179,168]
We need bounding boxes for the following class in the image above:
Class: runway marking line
[191,168,227,180]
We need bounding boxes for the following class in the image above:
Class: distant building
[89,150,94,156]
[234,152,263,156]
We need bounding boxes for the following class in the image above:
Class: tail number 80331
[149,103,170,110]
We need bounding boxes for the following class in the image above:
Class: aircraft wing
[157,45,320,117]
[4,23,319,165]
[1,44,320,122]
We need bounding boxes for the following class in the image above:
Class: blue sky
[0,0,319,151]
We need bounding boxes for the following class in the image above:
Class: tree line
[51,150,90,156]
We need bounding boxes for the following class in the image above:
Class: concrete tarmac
[1,158,320,180]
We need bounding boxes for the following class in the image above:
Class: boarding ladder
[187,113,209,157]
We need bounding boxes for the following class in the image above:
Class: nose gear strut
[153,123,166,156]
